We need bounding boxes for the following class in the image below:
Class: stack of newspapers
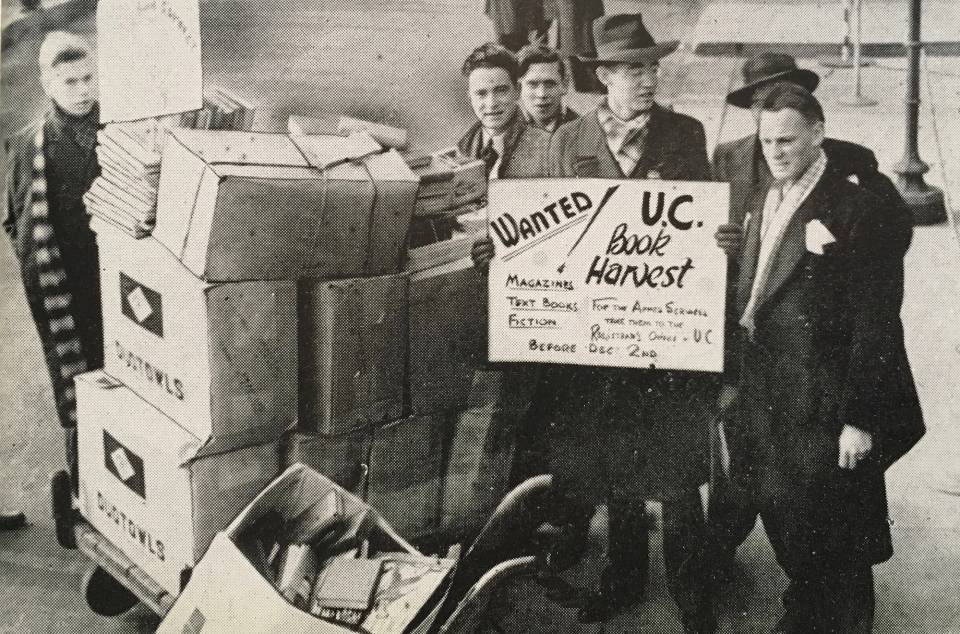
[84,124,161,238]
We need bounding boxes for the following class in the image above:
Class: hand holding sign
[487,178,730,372]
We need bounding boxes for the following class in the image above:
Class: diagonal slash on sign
[557,184,620,274]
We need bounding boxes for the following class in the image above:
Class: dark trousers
[763,502,875,633]
[608,487,711,615]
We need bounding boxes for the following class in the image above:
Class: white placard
[97,0,203,122]
[487,178,729,372]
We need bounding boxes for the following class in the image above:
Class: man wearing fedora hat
[709,52,909,576]
[713,52,902,233]
[543,13,718,633]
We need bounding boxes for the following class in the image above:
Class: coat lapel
[498,111,526,177]
[630,105,666,179]
[754,175,831,312]
[571,112,623,178]
[735,186,768,317]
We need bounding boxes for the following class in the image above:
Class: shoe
[0,512,26,531]
[577,569,647,623]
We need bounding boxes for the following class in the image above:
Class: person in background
[485,0,546,52]
[709,52,911,576]
[3,31,102,496]
[516,43,580,132]
[720,83,923,633]
[458,43,551,180]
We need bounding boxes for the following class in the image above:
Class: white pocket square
[806,219,836,254]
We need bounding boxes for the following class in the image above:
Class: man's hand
[838,424,873,469]
[715,222,743,256]
[471,235,495,270]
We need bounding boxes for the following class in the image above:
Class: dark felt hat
[726,52,820,108]
[576,14,679,65]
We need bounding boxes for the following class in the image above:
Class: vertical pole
[893,0,946,224]
[842,0,877,106]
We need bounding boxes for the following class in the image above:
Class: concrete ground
[2,0,959,632]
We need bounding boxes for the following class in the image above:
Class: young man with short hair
[4,31,103,496]
[516,43,579,132]
[458,42,551,180]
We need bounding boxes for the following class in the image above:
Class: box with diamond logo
[94,219,297,441]
[75,371,280,596]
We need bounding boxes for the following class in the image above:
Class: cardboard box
[95,220,297,440]
[407,259,486,414]
[154,129,418,281]
[75,371,280,596]
[299,274,408,435]
[156,465,454,634]
[367,416,447,540]
[408,147,486,216]
[281,431,372,495]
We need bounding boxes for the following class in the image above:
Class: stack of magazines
[84,124,161,238]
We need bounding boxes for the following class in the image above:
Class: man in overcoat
[485,0,546,52]
[709,51,911,570]
[721,83,923,633]
[545,13,717,633]
[3,32,102,493]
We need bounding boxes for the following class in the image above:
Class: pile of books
[84,124,161,237]
[180,85,258,131]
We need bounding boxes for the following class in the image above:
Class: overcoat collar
[458,108,527,176]
[568,104,672,179]
[739,164,841,315]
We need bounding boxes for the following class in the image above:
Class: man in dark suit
[458,43,551,180]
[721,83,923,633]
[709,52,910,572]
[516,43,580,132]
[544,13,716,633]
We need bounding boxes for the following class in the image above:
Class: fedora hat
[726,52,820,108]
[577,14,679,65]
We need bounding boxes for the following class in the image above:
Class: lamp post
[893,0,946,224]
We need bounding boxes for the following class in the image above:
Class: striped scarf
[29,126,88,425]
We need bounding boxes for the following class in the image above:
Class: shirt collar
[49,101,99,150]
[597,100,651,151]
[523,105,567,132]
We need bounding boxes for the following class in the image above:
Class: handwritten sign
[487,178,729,372]
[97,0,203,122]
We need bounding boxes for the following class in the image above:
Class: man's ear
[594,65,610,87]
[813,120,826,146]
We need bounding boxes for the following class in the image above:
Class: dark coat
[729,166,923,566]
[549,104,712,182]
[458,110,551,179]
[545,105,716,501]
[4,109,102,428]
[712,133,910,383]
[485,0,545,37]
[544,0,605,56]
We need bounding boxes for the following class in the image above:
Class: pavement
[1,0,960,632]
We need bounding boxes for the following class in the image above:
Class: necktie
[480,139,500,177]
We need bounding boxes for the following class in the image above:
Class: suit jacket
[549,104,712,181]
[730,165,923,564]
[545,104,715,500]
[458,111,551,179]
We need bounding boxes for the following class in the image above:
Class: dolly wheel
[82,566,139,617]
[51,470,77,549]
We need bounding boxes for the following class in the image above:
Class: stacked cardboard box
[76,128,421,596]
